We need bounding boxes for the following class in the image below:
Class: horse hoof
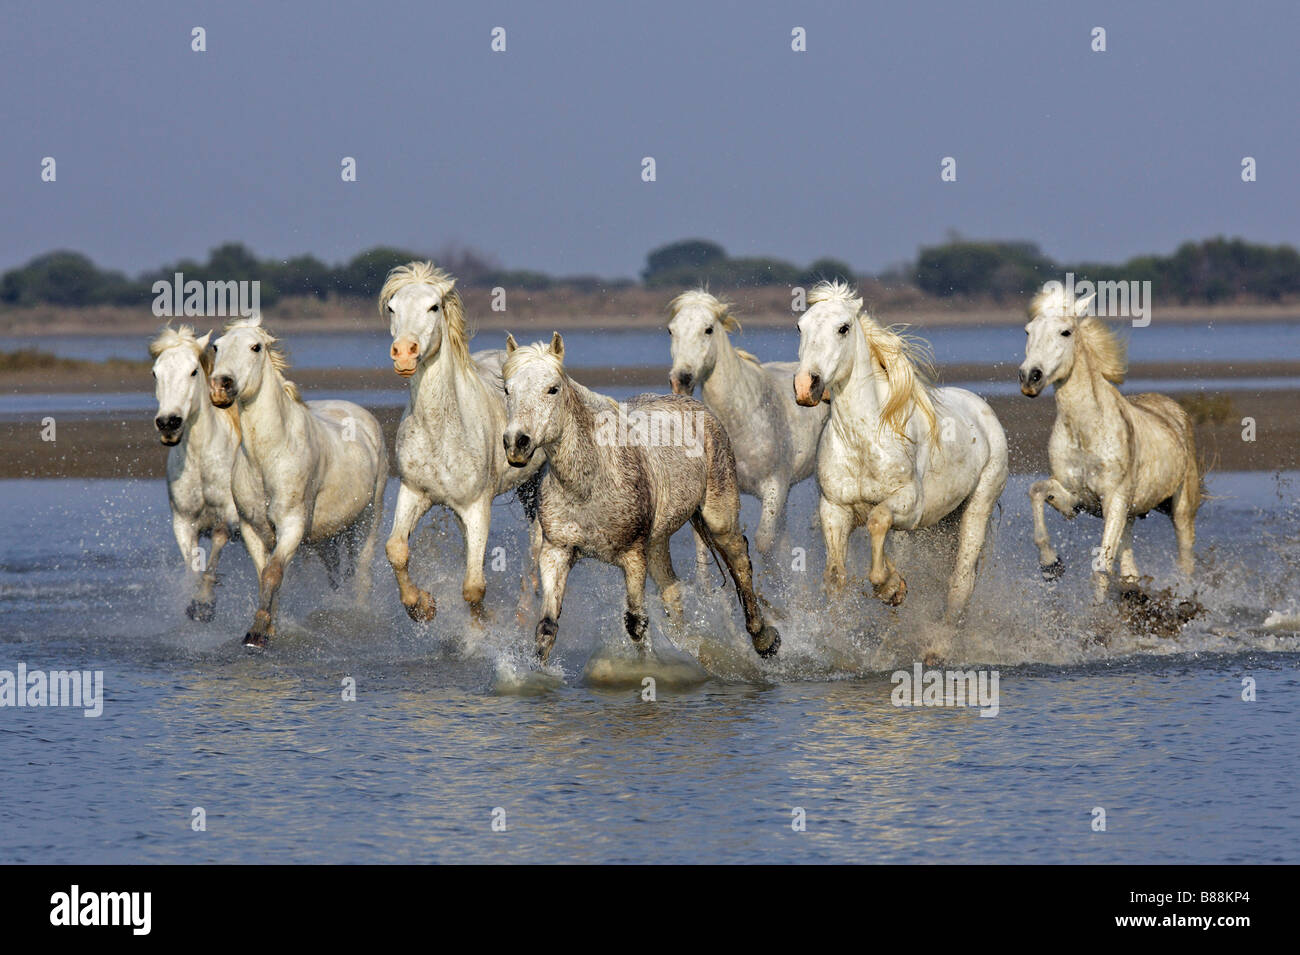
[536,617,558,662]
[875,576,907,607]
[404,591,437,623]
[1040,559,1064,581]
[243,631,269,650]
[624,611,648,642]
[186,600,215,623]
[753,625,781,658]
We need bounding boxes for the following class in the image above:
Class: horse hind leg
[646,536,683,622]
[619,547,650,645]
[1171,474,1198,578]
[349,477,385,603]
[690,513,780,658]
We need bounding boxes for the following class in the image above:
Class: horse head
[149,326,212,445]
[502,331,567,468]
[379,261,468,378]
[1020,289,1095,397]
[794,281,862,406]
[667,290,735,396]
[209,315,278,408]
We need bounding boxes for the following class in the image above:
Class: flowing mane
[1029,288,1127,384]
[223,315,303,403]
[669,289,760,366]
[809,280,938,441]
[149,324,211,373]
[379,260,472,369]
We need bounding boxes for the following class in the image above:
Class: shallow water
[1,472,1297,863]
[4,319,1298,369]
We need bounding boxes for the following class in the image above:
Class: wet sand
[1,362,1295,478]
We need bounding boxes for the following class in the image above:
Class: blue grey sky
[2,0,1295,278]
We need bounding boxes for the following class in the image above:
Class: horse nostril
[809,373,821,389]
[515,433,531,451]
[1029,368,1042,383]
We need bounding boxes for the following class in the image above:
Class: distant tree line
[3,236,1298,308]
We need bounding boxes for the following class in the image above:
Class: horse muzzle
[793,370,824,407]
[391,337,421,378]
[209,377,237,408]
[155,414,183,445]
[670,371,694,396]
[503,431,535,468]
[1018,366,1043,397]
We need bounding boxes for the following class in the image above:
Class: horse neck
[830,329,887,434]
[236,371,300,463]
[183,378,224,451]
[411,343,487,423]
[1053,343,1122,427]
[701,333,763,412]
[544,386,606,497]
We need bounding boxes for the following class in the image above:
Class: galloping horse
[149,325,240,621]
[379,261,542,623]
[794,281,1008,623]
[502,333,782,664]
[1019,287,1200,601]
[210,316,386,648]
[668,290,829,565]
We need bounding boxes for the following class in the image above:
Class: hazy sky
[2,0,1295,279]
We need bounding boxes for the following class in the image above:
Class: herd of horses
[148,261,1202,662]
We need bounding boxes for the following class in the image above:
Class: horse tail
[517,468,543,523]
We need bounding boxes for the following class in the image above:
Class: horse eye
[838,324,850,335]
[705,326,713,335]
[503,388,509,396]
[191,368,197,377]
[1061,330,1072,338]
[211,344,217,352]
[430,304,440,312]
[547,386,559,395]
[252,343,262,352]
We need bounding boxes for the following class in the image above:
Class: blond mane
[223,315,303,403]
[379,261,472,368]
[809,280,938,441]
[669,289,760,366]
[1029,288,1127,384]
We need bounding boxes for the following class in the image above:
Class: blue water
[4,318,1298,369]
[1,472,1297,863]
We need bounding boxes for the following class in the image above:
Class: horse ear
[505,333,518,354]
[1073,293,1096,317]
[197,331,212,349]
[549,331,564,361]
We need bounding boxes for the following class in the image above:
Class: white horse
[380,261,543,623]
[794,281,1008,623]
[1019,288,1201,601]
[209,316,386,648]
[149,325,240,621]
[502,333,781,663]
[668,290,829,566]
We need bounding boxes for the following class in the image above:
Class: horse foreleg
[386,483,435,622]
[189,524,229,622]
[819,497,853,594]
[692,526,713,589]
[1117,518,1139,586]
[535,542,574,663]
[459,496,493,624]
[516,514,543,627]
[245,516,304,649]
[173,514,207,622]
[691,514,780,658]
[1093,492,1132,604]
[1029,478,1076,579]
[646,536,683,622]
[1172,478,1197,578]
[619,547,650,645]
[867,503,906,607]
[754,477,785,557]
